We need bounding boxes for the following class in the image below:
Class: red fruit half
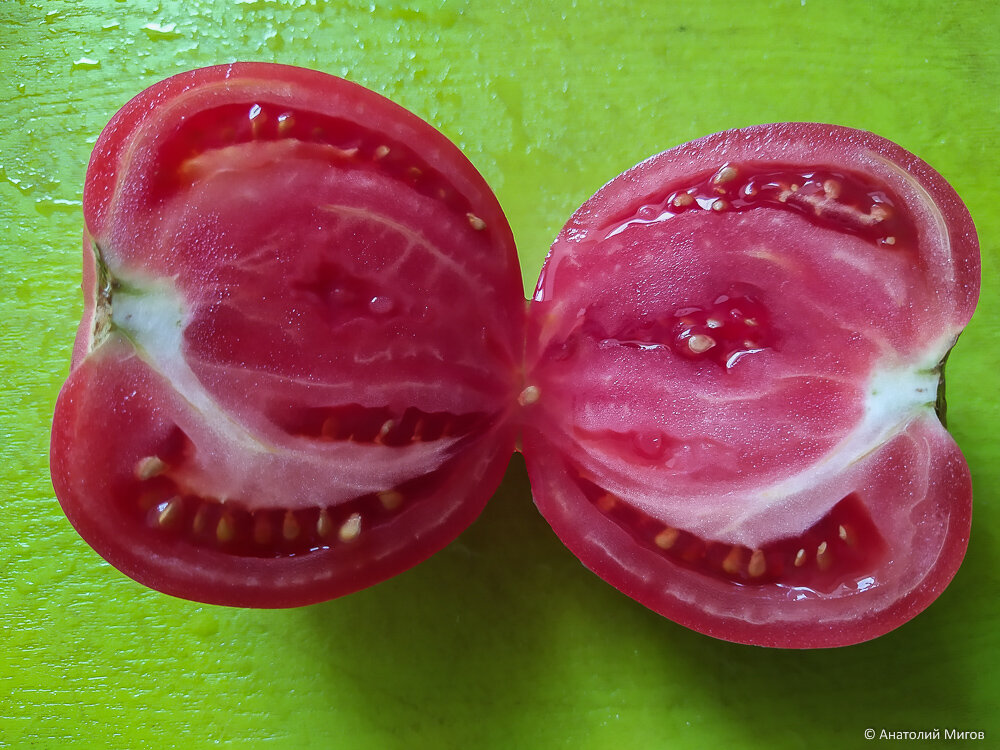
[522,123,979,647]
[50,63,524,607]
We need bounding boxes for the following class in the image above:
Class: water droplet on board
[35,198,82,217]
[142,22,182,40]
[72,58,101,71]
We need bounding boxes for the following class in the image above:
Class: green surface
[2,0,998,747]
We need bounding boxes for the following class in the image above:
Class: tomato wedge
[50,63,524,607]
[522,123,979,647]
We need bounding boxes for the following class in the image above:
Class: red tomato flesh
[51,65,980,647]
[50,64,524,607]
[522,124,978,648]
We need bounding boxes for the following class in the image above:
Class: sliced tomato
[50,63,524,607]
[522,123,979,647]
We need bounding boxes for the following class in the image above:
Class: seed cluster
[280,404,485,446]
[577,476,882,588]
[128,420,451,557]
[613,162,911,248]
[156,101,486,234]
[672,293,772,369]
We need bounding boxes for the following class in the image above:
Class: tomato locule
[51,67,979,647]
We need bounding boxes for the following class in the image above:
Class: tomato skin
[523,123,979,648]
[52,63,524,607]
[54,67,980,646]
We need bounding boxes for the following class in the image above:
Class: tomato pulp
[522,124,979,647]
[51,67,979,646]
[50,64,525,607]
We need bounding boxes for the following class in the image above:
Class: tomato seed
[378,490,403,511]
[154,497,183,530]
[276,112,295,135]
[316,509,334,538]
[596,493,617,512]
[192,505,212,536]
[655,527,680,550]
[748,549,767,578]
[816,541,832,571]
[839,524,856,546]
[134,455,167,480]
[216,514,236,544]
[374,420,395,445]
[518,385,541,406]
[282,510,300,541]
[338,513,362,542]
[722,546,743,575]
[687,334,716,353]
[712,165,739,185]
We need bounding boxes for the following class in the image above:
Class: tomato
[50,63,524,607]
[53,67,979,646]
[521,123,979,647]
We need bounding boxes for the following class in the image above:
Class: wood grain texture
[1,1,998,747]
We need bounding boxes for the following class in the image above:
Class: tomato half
[50,63,524,607]
[522,123,979,647]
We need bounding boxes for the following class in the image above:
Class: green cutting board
[2,1,998,747]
